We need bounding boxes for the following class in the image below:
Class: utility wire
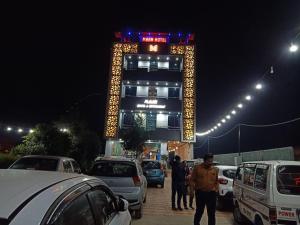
[240,117,300,128]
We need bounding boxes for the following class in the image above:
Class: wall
[213,146,295,165]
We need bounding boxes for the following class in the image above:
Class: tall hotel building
[104,31,196,160]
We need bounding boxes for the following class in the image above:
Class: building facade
[104,31,196,160]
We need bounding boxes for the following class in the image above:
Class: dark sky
[1,1,300,152]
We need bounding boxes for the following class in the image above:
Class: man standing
[191,153,219,225]
[170,155,185,210]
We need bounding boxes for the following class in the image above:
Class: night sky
[1,1,300,154]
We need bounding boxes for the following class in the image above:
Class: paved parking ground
[132,172,235,225]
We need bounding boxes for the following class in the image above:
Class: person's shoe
[184,206,188,210]
[190,206,194,209]
[177,207,183,211]
[172,207,177,210]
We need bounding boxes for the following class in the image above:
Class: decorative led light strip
[171,45,196,142]
[104,43,138,138]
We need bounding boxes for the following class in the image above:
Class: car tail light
[269,207,277,222]
[132,176,142,186]
[218,178,228,185]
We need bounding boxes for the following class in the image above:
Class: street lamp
[245,95,252,101]
[237,103,243,108]
[289,43,298,53]
[255,83,263,90]
[6,127,12,132]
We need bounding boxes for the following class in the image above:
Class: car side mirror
[118,197,129,212]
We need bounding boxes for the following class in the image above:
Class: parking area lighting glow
[245,95,252,101]
[255,83,262,90]
[289,43,298,52]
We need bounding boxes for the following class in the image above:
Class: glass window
[88,189,116,225]
[123,113,134,127]
[169,61,180,71]
[223,169,237,179]
[168,88,180,98]
[63,160,72,173]
[146,113,156,131]
[10,157,58,171]
[168,115,180,129]
[71,160,81,173]
[127,60,137,70]
[277,165,300,195]
[149,60,158,72]
[254,165,269,190]
[50,194,95,225]
[236,166,243,181]
[243,164,256,186]
[91,161,137,177]
[125,86,137,97]
[141,161,161,169]
[156,114,168,128]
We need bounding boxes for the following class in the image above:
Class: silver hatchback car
[9,155,81,173]
[0,169,131,225]
[90,157,147,219]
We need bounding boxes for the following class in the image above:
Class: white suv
[215,165,237,209]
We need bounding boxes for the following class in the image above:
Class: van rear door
[274,165,300,223]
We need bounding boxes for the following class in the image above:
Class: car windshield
[142,161,160,169]
[10,158,59,171]
[223,169,237,179]
[277,165,300,195]
[91,161,137,177]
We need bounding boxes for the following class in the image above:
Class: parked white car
[9,155,81,173]
[89,157,147,219]
[215,165,237,208]
[0,169,131,225]
[233,161,300,225]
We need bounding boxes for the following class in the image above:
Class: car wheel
[255,217,263,225]
[233,202,245,224]
[161,182,164,188]
[135,205,143,219]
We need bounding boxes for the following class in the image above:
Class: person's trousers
[183,185,188,207]
[189,186,194,207]
[171,182,184,208]
[194,190,216,225]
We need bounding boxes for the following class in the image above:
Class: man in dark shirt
[170,155,185,210]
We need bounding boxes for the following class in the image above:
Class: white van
[233,161,300,225]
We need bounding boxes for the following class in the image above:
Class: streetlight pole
[238,124,241,156]
[207,136,211,153]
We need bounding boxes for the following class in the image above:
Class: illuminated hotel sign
[144,99,158,104]
[142,37,167,43]
[149,44,158,52]
[137,104,166,109]
[137,99,165,109]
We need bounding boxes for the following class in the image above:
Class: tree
[12,121,102,171]
[12,123,71,156]
[120,114,149,159]
[67,121,102,171]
